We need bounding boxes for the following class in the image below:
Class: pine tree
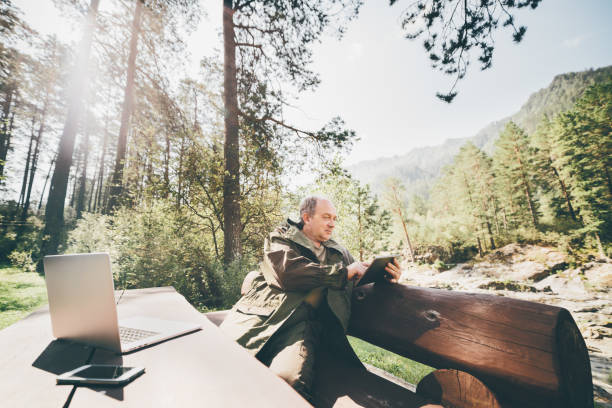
[431,143,498,255]
[531,116,577,222]
[554,82,612,246]
[493,121,539,229]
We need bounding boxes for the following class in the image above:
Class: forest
[0,0,610,311]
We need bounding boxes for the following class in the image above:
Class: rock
[413,245,451,263]
[533,270,591,300]
[583,327,603,339]
[510,261,550,281]
[478,280,537,292]
[575,306,601,313]
[584,262,612,289]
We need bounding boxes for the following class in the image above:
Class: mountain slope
[348,65,612,196]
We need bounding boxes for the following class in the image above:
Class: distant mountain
[348,65,612,197]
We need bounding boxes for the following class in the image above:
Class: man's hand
[346,261,369,283]
[384,258,402,283]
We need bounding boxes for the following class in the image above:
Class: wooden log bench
[207,279,593,408]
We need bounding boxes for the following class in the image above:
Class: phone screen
[73,365,130,379]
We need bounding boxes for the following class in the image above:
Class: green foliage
[430,142,500,256]
[8,250,36,273]
[66,200,256,309]
[553,82,612,243]
[493,121,540,229]
[0,201,44,265]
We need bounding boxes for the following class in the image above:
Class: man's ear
[302,213,311,224]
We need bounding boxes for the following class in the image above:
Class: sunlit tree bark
[106,0,143,213]
[41,0,100,260]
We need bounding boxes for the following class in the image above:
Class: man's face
[303,199,337,244]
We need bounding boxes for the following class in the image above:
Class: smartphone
[57,364,145,386]
[357,254,400,286]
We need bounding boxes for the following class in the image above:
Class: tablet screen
[357,255,399,286]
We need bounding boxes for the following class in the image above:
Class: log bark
[348,283,593,408]
[417,369,501,408]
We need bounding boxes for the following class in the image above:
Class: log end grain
[416,369,502,408]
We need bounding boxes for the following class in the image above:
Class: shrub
[66,200,256,309]
[8,250,36,273]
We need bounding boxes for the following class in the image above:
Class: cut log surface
[417,369,502,408]
[348,283,593,408]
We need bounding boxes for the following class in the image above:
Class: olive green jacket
[220,219,355,355]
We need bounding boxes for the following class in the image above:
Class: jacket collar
[285,218,344,255]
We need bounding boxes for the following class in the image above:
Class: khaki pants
[256,303,321,401]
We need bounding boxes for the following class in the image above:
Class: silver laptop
[43,253,201,353]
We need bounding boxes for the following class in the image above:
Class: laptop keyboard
[119,326,159,344]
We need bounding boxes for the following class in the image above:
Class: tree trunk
[391,184,415,262]
[177,132,186,208]
[38,154,56,213]
[18,116,36,208]
[463,172,484,256]
[358,197,363,261]
[94,122,109,212]
[164,131,170,198]
[486,221,495,249]
[41,0,100,261]
[546,156,577,221]
[222,0,241,265]
[21,110,44,222]
[69,143,82,208]
[0,86,16,180]
[512,144,538,228]
[106,0,143,213]
[76,131,90,219]
[88,166,97,212]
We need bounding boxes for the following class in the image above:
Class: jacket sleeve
[260,237,348,292]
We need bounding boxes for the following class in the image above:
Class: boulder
[584,262,612,289]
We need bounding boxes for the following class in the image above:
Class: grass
[348,335,435,385]
[0,265,48,330]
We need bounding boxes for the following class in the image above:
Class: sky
[13,0,612,168]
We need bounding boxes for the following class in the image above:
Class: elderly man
[220,196,402,401]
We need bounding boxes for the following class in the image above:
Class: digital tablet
[57,364,145,386]
[356,254,400,286]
